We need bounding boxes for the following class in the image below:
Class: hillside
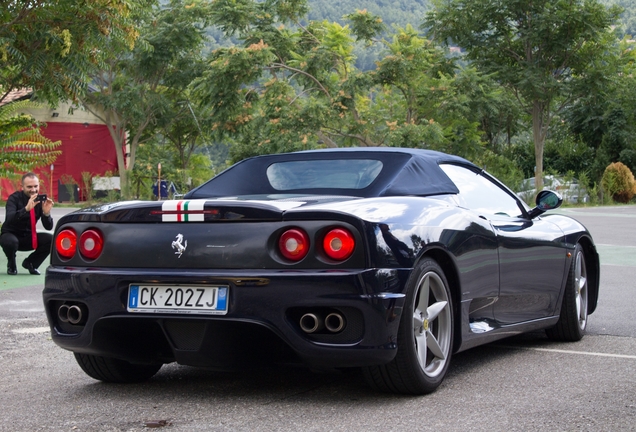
[307,0,636,37]
[600,0,636,36]
[205,0,636,57]
[307,0,430,29]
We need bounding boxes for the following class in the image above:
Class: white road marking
[555,210,636,218]
[0,300,32,306]
[12,327,50,334]
[496,345,636,359]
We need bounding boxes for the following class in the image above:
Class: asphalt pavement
[0,204,635,431]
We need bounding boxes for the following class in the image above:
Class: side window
[440,164,523,218]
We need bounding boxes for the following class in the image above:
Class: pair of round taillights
[56,229,104,260]
[278,227,355,262]
[55,226,354,262]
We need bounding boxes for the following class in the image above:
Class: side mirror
[527,190,563,219]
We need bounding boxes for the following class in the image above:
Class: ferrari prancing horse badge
[171,233,187,258]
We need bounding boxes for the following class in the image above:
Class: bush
[59,173,77,204]
[475,150,524,191]
[601,162,636,203]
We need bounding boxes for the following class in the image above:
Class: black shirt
[1,190,53,238]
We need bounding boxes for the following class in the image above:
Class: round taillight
[323,228,355,261]
[56,229,77,259]
[279,228,310,261]
[79,229,104,260]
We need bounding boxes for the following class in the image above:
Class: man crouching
[1,173,54,275]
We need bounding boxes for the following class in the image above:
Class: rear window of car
[266,159,383,190]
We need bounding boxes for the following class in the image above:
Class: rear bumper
[43,267,408,370]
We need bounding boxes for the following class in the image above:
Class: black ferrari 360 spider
[43,148,599,394]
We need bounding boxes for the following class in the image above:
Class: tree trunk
[108,123,132,200]
[82,103,134,200]
[532,100,548,194]
[316,131,338,148]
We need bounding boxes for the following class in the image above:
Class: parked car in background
[43,148,600,395]
[517,175,589,204]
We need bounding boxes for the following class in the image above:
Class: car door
[440,164,568,325]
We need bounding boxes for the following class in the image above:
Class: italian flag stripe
[161,200,206,222]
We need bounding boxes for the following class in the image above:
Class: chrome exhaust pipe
[325,312,345,333]
[67,305,84,325]
[57,304,70,323]
[299,313,324,333]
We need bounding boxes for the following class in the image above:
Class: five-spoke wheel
[412,269,452,379]
[364,258,454,394]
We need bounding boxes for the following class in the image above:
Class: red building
[1,90,118,201]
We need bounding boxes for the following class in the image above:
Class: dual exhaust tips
[299,311,346,334]
[59,301,344,333]
[58,303,87,325]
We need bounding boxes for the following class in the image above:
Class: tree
[194,0,370,159]
[81,0,212,199]
[0,100,61,178]
[0,0,141,105]
[426,0,621,191]
[564,36,636,180]
[194,1,494,164]
[154,95,212,193]
[131,137,214,200]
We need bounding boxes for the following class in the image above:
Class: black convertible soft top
[185,148,476,199]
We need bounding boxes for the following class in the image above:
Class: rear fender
[578,236,600,314]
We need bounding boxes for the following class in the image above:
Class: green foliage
[543,131,596,179]
[59,173,77,204]
[344,9,387,43]
[371,24,485,153]
[0,100,61,178]
[7,0,636,205]
[564,36,636,183]
[307,0,429,29]
[575,171,596,205]
[0,0,145,105]
[131,136,214,199]
[475,150,524,191]
[131,141,175,200]
[80,171,94,202]
[197,2,504,164]
[504,132,596,186]
[450,67,522,153]
[82,0,213,199]
[309,0,431,69]
[194,42,276,134]
[427,0,620,98]
[426,0,622,190]
[87,171,121,203]
[185,153,216,189]
[599,0,636,36]
[197,1,367,156]
[619,148,636,175]
[601,161,636,202]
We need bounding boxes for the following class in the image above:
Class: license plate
[127,285,228,315]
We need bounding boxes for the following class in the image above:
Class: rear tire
[363,258,454,394]
[546,244,588,341]
[74,353,162,383]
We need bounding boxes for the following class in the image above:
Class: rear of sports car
[43,199,408,379]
